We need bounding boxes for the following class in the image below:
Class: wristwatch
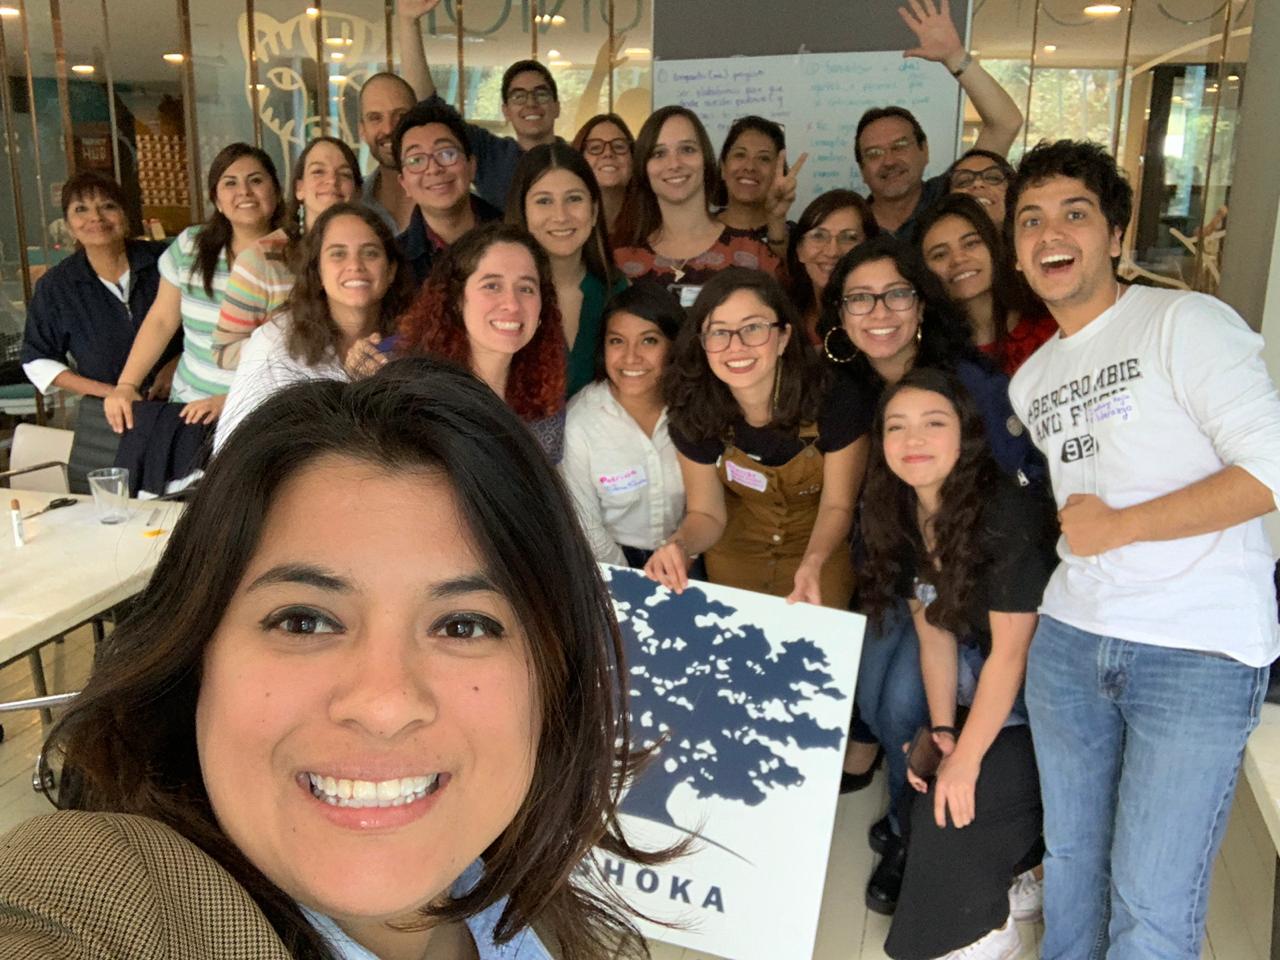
[949,51,974,78]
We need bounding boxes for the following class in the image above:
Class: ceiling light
[71,64,95,74]
[1083,3,1122,15]
[324,36,352,47]
[547,48,561,58]
[330,51,344,61]
[1172,95,1184,103]
[1227,74,1239,82]
[163,52,184,63]
[552,14,565,24]
[623,47,651,58]
[249,83,267,91]
[1042,44,1057,53]
[0,6,21,16]
[329,75,348,84]
[305,7,319,17]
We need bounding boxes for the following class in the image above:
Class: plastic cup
[87,468,130,524]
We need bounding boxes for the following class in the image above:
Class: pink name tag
[725,460,768,492]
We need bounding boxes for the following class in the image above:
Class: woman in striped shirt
[104,143,282,433]
[212,137,361,370]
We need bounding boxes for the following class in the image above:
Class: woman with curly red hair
[396,222,568,462]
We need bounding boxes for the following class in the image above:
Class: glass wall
[973,0,1253,291]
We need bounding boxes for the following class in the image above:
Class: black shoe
[840,745,884,794]
[868,814,894,856]
[865,837,907,916]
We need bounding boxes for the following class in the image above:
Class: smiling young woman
[0,360,668,960]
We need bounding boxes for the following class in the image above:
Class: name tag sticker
[598,467,647,495]
[725,460,768,492]
[1088,389,1139,426]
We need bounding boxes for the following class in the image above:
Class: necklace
[670,257,691,283]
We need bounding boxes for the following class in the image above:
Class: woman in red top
[917,194,1055,376]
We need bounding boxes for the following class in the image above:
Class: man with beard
[856,0,1023,240]
[397,0,561,211]
[357,71,420,233]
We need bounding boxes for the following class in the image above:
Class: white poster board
[653,51,962,214]
[593,566,867,960]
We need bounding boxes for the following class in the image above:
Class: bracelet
[930,725,959,738]
[949,51,974,78]
[117,381,140,390]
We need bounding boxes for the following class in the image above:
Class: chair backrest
[9,423,74,492]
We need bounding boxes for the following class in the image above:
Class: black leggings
[885,724,1043,960]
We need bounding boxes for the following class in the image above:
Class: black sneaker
[865,836,907,916]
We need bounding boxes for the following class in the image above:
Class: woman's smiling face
[196,455,538,924]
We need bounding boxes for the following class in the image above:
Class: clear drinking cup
[87,467,130,524]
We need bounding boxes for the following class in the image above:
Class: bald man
[357,72,419,232]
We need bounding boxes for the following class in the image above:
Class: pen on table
[146,508,160,527]
[10,498,26,547]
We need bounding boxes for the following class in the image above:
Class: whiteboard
[653,51,962,215]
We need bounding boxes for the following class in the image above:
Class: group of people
[6,1,1280,959]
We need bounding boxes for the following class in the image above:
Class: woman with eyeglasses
[945,149,1016,226]
[715,116,803,260]
[818,234,1044,917]
[572,113,634,237]
[918,194,1056,376]
[614,106,779,305]
[644,267,868,611]
[212,137,361,370]
[506,142,627,399]
[786,190,880,345]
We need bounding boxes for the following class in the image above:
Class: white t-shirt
[213,316,347,453]
[559,380,685,565]
[1009,284,1280,666]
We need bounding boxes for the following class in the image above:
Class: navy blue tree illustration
[605,567,847,828]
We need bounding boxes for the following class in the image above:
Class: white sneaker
[938,915,1021,960]
[1008,869,1043,923]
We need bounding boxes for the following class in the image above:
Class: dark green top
[567,271,628,399]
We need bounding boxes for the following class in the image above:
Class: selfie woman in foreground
[860,368,1053,960]
[0,360,665,960]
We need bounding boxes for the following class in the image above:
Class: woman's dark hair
[945,148,1015,190]
[593,282,685,382]
[396,222,566,420]
[785,189,881,323]
[664,266,827,442]
[859,367,997,638]
[1007,139,1134,245]
[281,136,363,243]
[60,170,128,218]
[818,233,979,390]
[713,115,786,208]
[617,105,720,248]
[572,112,635,154]
[283,202,416,366]
[43,358,668,960]
[193,143,283,298]
[506,141,620,288]
[916,193,1045,365]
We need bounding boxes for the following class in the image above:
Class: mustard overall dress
[705,422,856,610]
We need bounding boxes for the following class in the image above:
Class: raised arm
[644,453,726,593]
[899,0,1023,156]
[397,0,440,101]
[572,33,629,134]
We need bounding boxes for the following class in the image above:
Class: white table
[0,488,183,677]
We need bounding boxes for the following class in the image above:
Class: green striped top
[159,226,237,401]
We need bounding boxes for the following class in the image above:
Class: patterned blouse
[614,226,780,289]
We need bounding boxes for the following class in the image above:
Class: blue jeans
[855,601,929,832]
[1026,615,1267,960]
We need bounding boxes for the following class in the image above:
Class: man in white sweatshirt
[1007,139,1280,960]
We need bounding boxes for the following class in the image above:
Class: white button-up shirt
[560,380,685,565]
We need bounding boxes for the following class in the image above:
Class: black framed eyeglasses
[506,87,555,106]
[583,137,630,157]
[701,321,785,352]
[951,166,1009,189]
[401,146,463,172]
[840,288,918,316]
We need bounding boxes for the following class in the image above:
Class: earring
[914,325,923,345]
[772,361,782,414]
[823,327,858,364]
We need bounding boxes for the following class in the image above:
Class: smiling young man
[855,0,1024,240]
[1006,139,1280,959]
[397,0,561,211]
[392,100,502,286]
[357,72,419,233]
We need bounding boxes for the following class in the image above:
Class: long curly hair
[283,203,416,366]
[663,267,827,444]
[395,222,566,420]
[859,367,998,639]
